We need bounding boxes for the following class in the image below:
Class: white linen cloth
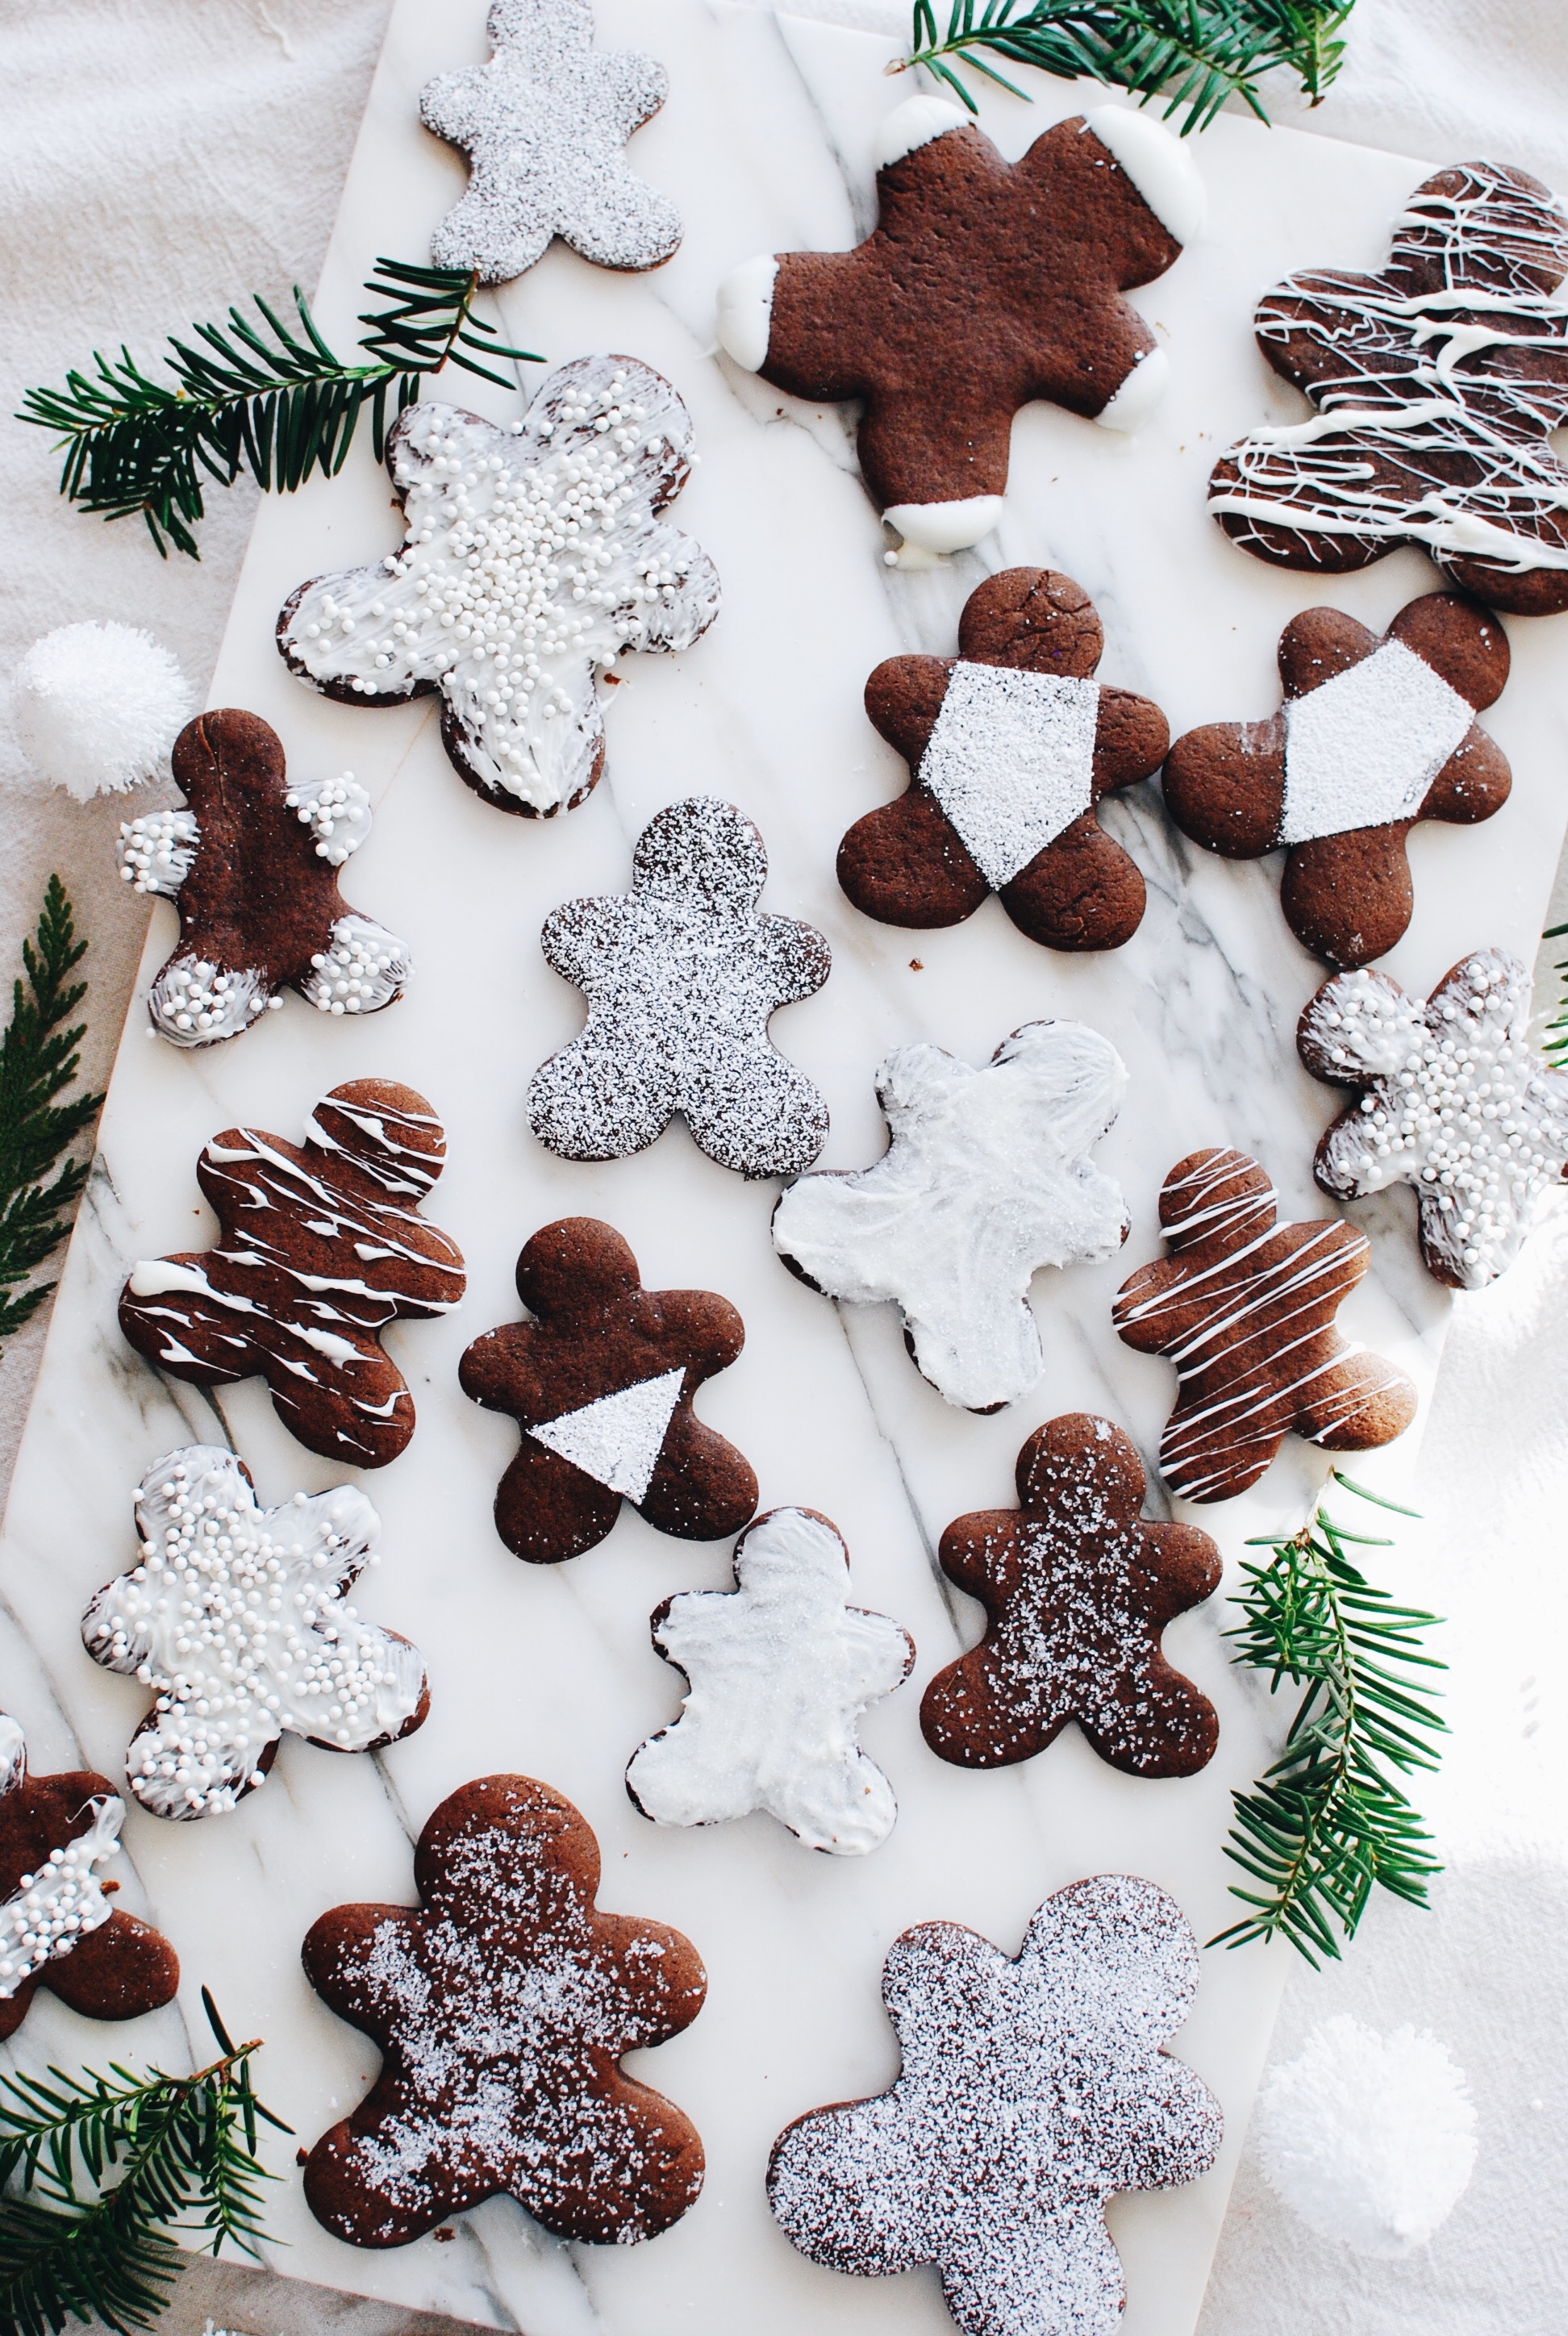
[0,3,1564,2330]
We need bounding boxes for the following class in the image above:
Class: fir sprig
[19,258,540,559]
[0,1990,290,2336]
[0,879,102,1345]
[1541,920,1568,1064]
[901,0,1355,132]
[1213,1471,1445,1967]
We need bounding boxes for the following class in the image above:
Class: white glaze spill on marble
[918,662,1099,888]
[531,1365,686,1500]
[2,7,1568,2335]
[1280,640,1474,844]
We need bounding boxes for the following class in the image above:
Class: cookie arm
[1418,726,1512,826]
[1111,1258,1193,1356]
[652,1290,745,1374]
[1092,686,1168,792]
[938,1512,1022,1606]
[757,252,878,403]
[42,1910,179,2023]
[1161,718,1287,858]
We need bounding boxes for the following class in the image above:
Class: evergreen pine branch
[1541,920,1568,1064]
[902,0,1355,132]
[0,879,102,1344]
[1211,1470,1445,1967]
[0,1992,290,2336]
[19,257,542,559]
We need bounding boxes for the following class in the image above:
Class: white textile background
[0,2,1564,2330]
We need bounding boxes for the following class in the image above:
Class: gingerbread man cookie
[277,357,719,815]
[83,1447,428,1821]
[773,1020,1128,1412]
[302,1774,706,2249]
[117,709,409,1046]
[627,1508,915,1856]
[840,569,1166,950]
[530,798,832,1178]
[1112,1148,1417,1503]
[768,1875,1223,2336]
[421,0,681,284]
[0,1712,178,2041]
[119,1081,465,1469]
[1210,161,1568,615]
[921,1415,1220,1779]
[1163,594,1511,970]
[717,98,1202,557]
[459,1218,758,1564]
[1299,946,1568,1288]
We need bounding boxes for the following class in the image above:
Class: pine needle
[19,258,541,560]
[0,878,102,1345]
[900,0,1355,132]
[1211,1471,1445,1967]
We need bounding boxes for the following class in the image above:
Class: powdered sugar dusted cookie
[767,1874,1223,2336]
[277,357,719,815]
[119,708,408,1045]
[840,568,1166,949]
[302,1773,706,2248]
[459,1217,758,1563]
[1113,1148,1417,1502]
[921,1415,1220,1779]
[530,798,831,1178]
[1163,595,1511,970]
[421,0,681,283]
[717,98,1202,556]
[626,1507,915,1856]
[82,1447,427,1821]
[0,1712,178,2039]
[772,1021,1128,1412]
[119,1081,465,1469]
[1299,946,1568,1288]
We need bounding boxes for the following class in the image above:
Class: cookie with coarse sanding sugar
[459,1218,758,1563]
[1163,594,1511,969]
[840,567,1166,949]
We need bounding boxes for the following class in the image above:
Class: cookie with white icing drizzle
[83,1446,428,1821]
[1164,594,1512,970]
[277,357,719,815]
[772,1020,1128,1412]
[420,0,681,284]
[529,798,831,1178]
[767,1873,1223,2336]
[1299,945,1568,1288]
[119,1080,465,1470]
[1210,161,1568,614]
[717,97,1203,557]
[459,1217,758,1563]
[921,1414,1220,1778]
[302,1773,706,2249]
[627,1507,915,1857]
[1112,1147,1417,1503]
[119,707,409,1047]
[840,568,1166,949]
[0,1712,178,2040]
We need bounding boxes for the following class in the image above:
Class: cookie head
[306,1081,447,1195]
[515,1217,641,1317]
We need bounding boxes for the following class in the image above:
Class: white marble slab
[2,5,1567,2332]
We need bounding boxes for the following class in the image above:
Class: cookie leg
[836,795,988,929]
[494,1440,621,1563]
[1282,829,1414,970]
[1157,1391,1287,1504]
[514,2076,704,2244]
[1078,1666,1219,1779]
[1294,1350,1417,1451]
[44,1913,180,2021]
[639,1411,758,1542]
[684,1053,828,1181]
[920,1649,1065,1769]
[263,1336,416,1469]
[1000,821,1145,951]
[530,1039,673,1162]
[306,2114,494,2248]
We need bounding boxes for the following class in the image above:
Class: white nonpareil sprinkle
[918,661,1099,889]
[1281,640,1475,844]
[1255,2016,1477,2257]
[11,622,191,800]
[0,1795,123,1998]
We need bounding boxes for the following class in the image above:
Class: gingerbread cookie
[83,1447,427,1821]
[1112,1148,1417,1503]
[421,0,681,283]
[921,1414,1220,1779]
[277,356,719,814]
[773,1020,1128,1412]
[1210,161,1568,614]
[1162,595,1512,969]
[767,1874,1223,2336]
[1299,946,1568,1289]
[530,797,831,1178]
[840,569,1166,949]
[0,1712,178,2040]
[118,709,409,1046]
[627,1507,915,1856]
[302,1774,705,2249]
[717,98,1202,556]
[119,1081,465,1469]
[459,1218,758,1563]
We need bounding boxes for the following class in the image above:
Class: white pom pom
[1255,2016,1477,2257]
[10,622,191,802]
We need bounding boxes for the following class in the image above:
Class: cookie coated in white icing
[772,1021,1129,1412]
[1281,640,1474,844]
[918,661,1099,889]
[626,1507,915,1856]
